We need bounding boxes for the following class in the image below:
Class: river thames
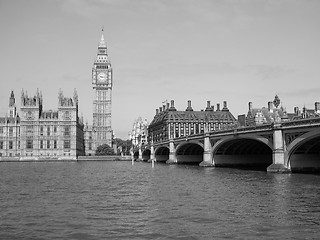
[0,161,319,239]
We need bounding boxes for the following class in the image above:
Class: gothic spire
[98,27,107,48]
[9,90,15,107]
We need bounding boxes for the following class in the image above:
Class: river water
[0,161,320,239]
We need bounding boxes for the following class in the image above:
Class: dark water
[0,161,320,240]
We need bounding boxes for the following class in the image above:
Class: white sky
[0,0,320,139]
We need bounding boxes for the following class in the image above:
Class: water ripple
[1,162,320,239]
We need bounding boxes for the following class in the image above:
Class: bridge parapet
[281,117,320,128]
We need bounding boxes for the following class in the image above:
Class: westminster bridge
[134,118,320,173]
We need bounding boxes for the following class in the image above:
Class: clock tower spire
[92,28,113,149]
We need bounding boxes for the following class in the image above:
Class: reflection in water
[0,161,320,239]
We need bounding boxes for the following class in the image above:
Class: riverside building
[148,100,237,143]
[130,117,149,149]
[0,89,85,160]
[238,95,320,127]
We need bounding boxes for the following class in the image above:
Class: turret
[73,88,78,106]
[9,91,15,107]
[20,89,42,120]
[8,91,17,117]
[273,95,280,108]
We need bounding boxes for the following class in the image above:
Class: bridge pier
[148,144,155,162]
[199,132,214,167]
[267,126,291,173]
[166,139,177,164]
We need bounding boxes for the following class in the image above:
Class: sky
[0,0,320,139]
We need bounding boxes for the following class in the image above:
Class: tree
[113,138,132,155]
[95,144,114,155]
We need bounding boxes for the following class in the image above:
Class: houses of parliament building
[0,30,113,160]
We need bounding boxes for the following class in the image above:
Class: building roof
[0,116,20,124]
[40,111,59,119]
[247,107,287,123]
[150,109,236,126]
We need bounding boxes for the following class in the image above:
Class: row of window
[96,90,110,101]
[40,126,58,136]
[25,126,70,136]
[0,141,19,149]
[40,140,57,149]
[96,65,111,69]
[0,153,20,157]
[152,122,235,142]
[96,104,110,112]
[24,152,72,157]
[96,117,109,127]
[26,140,71,149]
[96,132,108,141]
[0,127,20,136]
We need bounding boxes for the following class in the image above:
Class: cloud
[246,64,296,81]
[280,88,320,98]
[60,0,107,18]
[61,73,82,83]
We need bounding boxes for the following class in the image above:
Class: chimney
[205,101,212,111]
[186,100,193,111]
[169,100,176,111]
[294,107,299,115]
[156,109,159,115]
[166,102,170,110]
[222,101,228,111]
[315,102,320,113]
[268,101,273,112]
[159,107,162,112]
[248,102,252,112]
[216,103,220,111]
[163,104,166,111]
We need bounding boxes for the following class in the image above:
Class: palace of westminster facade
[0,30,113,160]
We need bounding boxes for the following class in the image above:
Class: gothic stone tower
[20,89,43,159]
[92,29,113,148]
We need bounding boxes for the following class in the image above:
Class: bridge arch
[287,131,320,173]
[212,136,273,170]
[154,146,169,162]
[175,141,204,164]
[142,149,151,161]
[133,150,139,160]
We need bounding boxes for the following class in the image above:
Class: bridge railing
[152,117,320,145]
[281,117,320,128]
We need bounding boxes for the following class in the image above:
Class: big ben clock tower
[92,29,113,148]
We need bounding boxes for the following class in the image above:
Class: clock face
[98,72,107,82]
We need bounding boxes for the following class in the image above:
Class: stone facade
[0,90,85,160]
[241,95,320,127]
[148,100,237,144]
[0,91,20,159]
[130,117,149,149]
[84,29,113,155]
